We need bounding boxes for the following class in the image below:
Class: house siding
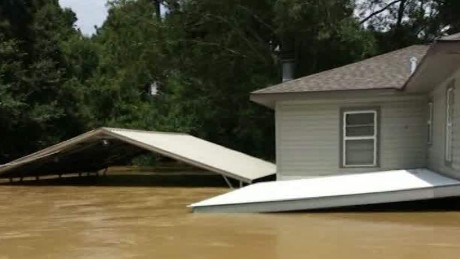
[276,97,427,180]
[428,69,460,178]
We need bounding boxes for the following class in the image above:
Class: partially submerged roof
[0,128,276,183]
[190,169,460,213]
[253,45,429,95]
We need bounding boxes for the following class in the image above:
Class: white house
[191,33,460,213]
[250,34,460,181]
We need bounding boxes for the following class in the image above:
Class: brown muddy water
[2,174,460,259]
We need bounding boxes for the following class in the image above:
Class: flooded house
[190,33,460,212]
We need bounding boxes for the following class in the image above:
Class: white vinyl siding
[276,97,427,179]
[428,69,460,178]
[342,110,378,167]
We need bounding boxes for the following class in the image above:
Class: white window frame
[427,101,433,145]
[342,110,378,167]
[445,86,455,163]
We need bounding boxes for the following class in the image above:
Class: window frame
[427,101,433,145]
[341,109,379,168]
[445,83,455,164]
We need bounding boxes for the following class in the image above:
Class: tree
[356,0,460,53]
[274,0,376,76]
[0,0,87,162]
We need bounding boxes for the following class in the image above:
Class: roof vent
[410,57,418,74]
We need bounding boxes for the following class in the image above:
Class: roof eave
[250,88,405,109]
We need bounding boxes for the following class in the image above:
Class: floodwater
[2,175,460,259]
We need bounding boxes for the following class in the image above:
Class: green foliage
[0,0,86,162]
[275,0,376,74]
[357,0,460,53]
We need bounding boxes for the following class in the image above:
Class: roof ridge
[103,127,189,136]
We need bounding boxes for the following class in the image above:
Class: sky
[59,0,109,35]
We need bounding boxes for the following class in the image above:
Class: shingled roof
[253,45,429,94]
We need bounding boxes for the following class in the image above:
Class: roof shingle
[253,45,429,94]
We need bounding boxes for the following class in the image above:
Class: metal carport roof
[0,128,276,183]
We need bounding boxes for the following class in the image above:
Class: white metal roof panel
[0,128,276,183]
[190,169,460,212]
[105,128,276,182]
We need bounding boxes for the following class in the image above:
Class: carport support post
[222,176,234,189]
[9,178,12,183]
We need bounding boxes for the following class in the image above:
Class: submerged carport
[0,128,276,184]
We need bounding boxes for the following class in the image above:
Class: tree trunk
[395,0,407,32]
[153,0,161,21]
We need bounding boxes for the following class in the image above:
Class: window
[427,101,433,144]
[342,110,378,167]
[446,84,455,163]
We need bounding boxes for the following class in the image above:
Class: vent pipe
[281,58,295,82]
[278,37,295,82]
[410,57,418,74]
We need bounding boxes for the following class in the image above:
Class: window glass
[346,125,374,137]
[345,139,374,165]
[346,113,374,126]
